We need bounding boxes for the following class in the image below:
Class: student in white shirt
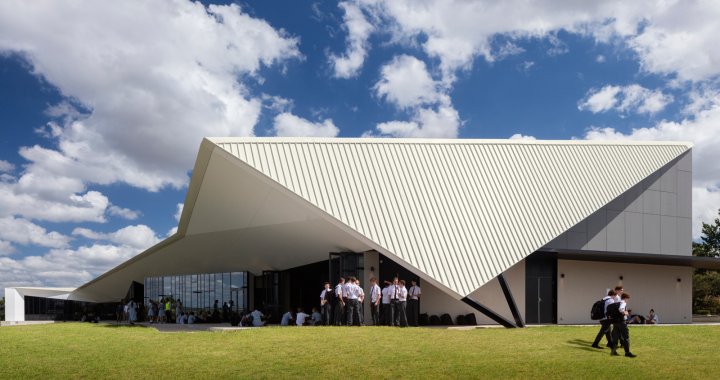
[646,309,659,324]
[296,308,311,326]
[396,280,408,327]
[311,307,322,325]
[334,278,346,326]
[345,277,362,326]
[381,281,392,326]
[369,277,381,326]
[609,293,636,357]
[390,277,401,327]
[591,289,617,349]
[357,280,365,325]
[188,312,196,324]
[613,286,624,302]
[250,309,266,327]
[320,282,332,325]
[281,309,294,326]
[407,280,421,327]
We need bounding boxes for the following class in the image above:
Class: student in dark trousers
[320,282,332,326]
[381,281,392,326]
[333,278,346,326]
[369,277,381,326]
[609,293,636,358]
[390,277,400,326]
[407,280,421,327]
[591,289,616,348]
[396,279,408,327]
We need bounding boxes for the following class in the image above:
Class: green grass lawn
[1,324,718,379]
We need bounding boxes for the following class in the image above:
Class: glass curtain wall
[144,272,248,314]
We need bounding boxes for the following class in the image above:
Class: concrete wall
[5,288,24,322]
[544,151,692,256]
[420,260,525,325]
[557,260,692,324]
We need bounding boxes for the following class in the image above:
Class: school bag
[440,313,454,325]
[456,314,467,325]
[429,315,441,325]
[465,313,477,325]
[606,302,624,322]
[590,299,606,320]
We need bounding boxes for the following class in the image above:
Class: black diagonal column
[461,297,516,328]
[497,273,524,328]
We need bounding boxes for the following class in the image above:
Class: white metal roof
[209,137,691,297]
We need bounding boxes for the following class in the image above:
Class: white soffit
[209,137,691,297]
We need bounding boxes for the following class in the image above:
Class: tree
[693,209,720,314]
[697,209,720,257]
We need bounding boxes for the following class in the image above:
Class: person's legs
[408,300,418,326]
[371,303,379,326]
[398,302,408,327]
[592,319,610,347]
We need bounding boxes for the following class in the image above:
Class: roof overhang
[549,249,720,269]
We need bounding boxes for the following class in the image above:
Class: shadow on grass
[566,338,605,352]
[101,323,148,329]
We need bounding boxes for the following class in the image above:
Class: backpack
[440,313,454,325]
[456,314,467,325]
[590,299,606,320]
[606,302,623,322]
[465,313,477,326]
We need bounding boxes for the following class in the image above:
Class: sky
[1,0,719,297]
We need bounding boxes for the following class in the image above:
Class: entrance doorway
[329,252,364,286]
[525,252,557,324]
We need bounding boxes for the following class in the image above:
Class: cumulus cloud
[0,160,14,173]
[337,1,720,83]
[72,224,160,249]
[509,134,537,140]
[0,217,71,250]
[108,205,140,220]
[373,55,447,109]
[175,203,184,222]
[273,112,340,137]
[585,98,720,238]
[0,0,301,193]
[579,84,673,115]
[371,105,460,138]
[329,1,374,78]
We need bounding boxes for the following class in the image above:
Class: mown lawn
[0,323,718,379]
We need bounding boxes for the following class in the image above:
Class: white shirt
[614,294,621,302]
[281,312,293,326]
[390,284,401,300]
[320,289,329,303]
[251,310,264,326]
[346,283,361,300]
[358,287,365,301]
[370,284,381,303]
[342,283,350,298]
[335,284,344,298]
[381,287,391,304]
[188,315,196,324]
[409,285,421,300]
[398,286,408,302]
[618,300,627,320]
[296,312,310,326]
[602,296,614,320]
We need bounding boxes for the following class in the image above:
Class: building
[6,137,718,326]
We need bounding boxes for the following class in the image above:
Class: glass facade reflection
[144,272,248,313]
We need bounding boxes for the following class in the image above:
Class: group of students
[320,276,422,327]
[591,285,657,358]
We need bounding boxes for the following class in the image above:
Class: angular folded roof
[207,137,692,297]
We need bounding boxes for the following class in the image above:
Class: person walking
[591,289,616,349]
[608,293,636,358]
[407,280,421,327]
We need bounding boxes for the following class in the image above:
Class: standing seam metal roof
[210,138,690,297]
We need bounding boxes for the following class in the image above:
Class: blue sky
[1,0,719,295]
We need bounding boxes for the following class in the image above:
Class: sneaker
[625,353,637,358]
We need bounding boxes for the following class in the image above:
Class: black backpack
[606,302,623,322]
[591,299,606,320]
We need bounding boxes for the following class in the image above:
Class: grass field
[1,323,719,379]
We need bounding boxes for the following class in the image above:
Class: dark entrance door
[329,252,364,286]
[525,252,557,324]
[258,270,281,323]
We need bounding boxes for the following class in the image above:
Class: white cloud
[372,105,460,138]
[273,112,340,137]
[0,0,301,193]
[509,134,537,140]
[329,1,374,78]
[0,217,71,250]
[0,186,109,223]
[585,97,720,238]
[108,205,140,220]
[175,203,184,222]
[596,55,606,63]
[579,84,673,115]
[339,1,720,83]
[72,224,160,250]
[0,160,14,173]
[373,55,446,109]
[0,240,15,256]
